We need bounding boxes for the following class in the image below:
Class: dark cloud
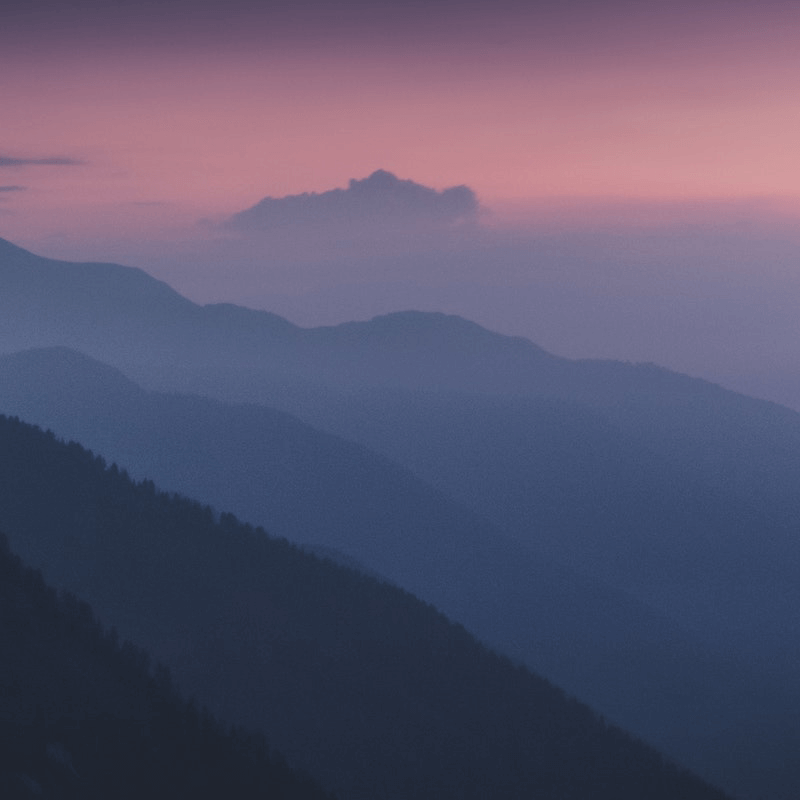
[0,185,26,192]
[227,170,478,233]
[0,155,84,167]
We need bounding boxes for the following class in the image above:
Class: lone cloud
[227,169,478,232]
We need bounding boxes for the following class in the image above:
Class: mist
[20,179,800,413]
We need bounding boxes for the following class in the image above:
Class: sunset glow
[4,0,800,411]
[4,0,800,240]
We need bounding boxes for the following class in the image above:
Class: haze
[3,0,800,408]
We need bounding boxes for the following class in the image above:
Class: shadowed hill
[0,531,333,800]
[0,346,752,789]
[279,384,800,646]
[0,414,731,800]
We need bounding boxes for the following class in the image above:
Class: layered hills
[3,236,799,798]
[0,415,729,800]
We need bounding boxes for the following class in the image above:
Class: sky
[3,0,800,408]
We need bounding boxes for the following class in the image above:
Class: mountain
[0,236,568,399]
[0,531,332,800]
[0,235,752,403]
[277,383,800,663]
[0,235,614,400]
[3,236,800,797]
[0,414,730,800]
[0,346,755,791]
[0,236,294,388]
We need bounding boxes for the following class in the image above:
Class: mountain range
[0,529,332,800]
[2,235,799,798]
[0,414,730,800]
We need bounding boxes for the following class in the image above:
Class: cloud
[226,169,479,233]
[0,185,26,192]
[0,155,84,167]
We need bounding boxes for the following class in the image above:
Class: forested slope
[0,532,332,800]
[0,414,730,800]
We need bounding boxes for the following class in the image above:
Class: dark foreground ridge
[0,531,332,800]
[0,414,731,800]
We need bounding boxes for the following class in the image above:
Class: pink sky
[3,0,800,237]
[3,0,800,410]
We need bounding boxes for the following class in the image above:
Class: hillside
[0,413,730,800]
[0,531,331,800]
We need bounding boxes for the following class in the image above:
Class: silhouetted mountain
[226,170,478,231]
[4,239,793,670]
[0,531,332,800]
[0,415,731,800]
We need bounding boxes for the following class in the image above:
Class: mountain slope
[278,385,800,654]
[0,346,750,788]
[0,414,730,800]
[0,531,332,800]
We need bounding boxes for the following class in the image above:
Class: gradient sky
[4,1,800,223]
[3,0,800,407]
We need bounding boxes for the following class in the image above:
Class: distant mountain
[0,235,606,397]
[226,170,478,231]
[0,531,332,800]
[0,235,736,401]
[0,415,730,800]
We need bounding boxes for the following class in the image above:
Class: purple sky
[3,0,800,408]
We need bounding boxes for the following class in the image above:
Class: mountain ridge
[0,236,771,410]
[0,413,732,800]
